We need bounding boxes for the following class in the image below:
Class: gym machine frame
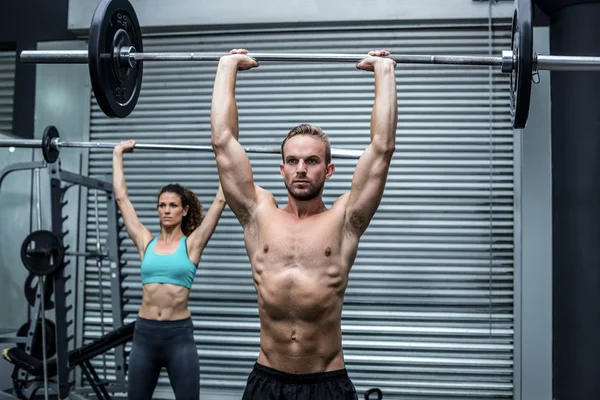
[0,161,48,352]
[0,156,128,399]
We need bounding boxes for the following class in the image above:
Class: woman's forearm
[112,149,128,202]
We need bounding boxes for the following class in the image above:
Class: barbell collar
[119,46,137,68]
[501,50,515,74]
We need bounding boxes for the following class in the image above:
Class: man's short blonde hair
[281,124,331,164]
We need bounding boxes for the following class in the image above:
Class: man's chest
[254,213,345,260]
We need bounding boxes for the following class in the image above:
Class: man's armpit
[233,206,253,227]
[347,208,368,236]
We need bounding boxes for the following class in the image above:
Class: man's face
[280,135,334,201]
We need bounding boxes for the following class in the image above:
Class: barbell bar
[20,49,600,71]
[0,126,364,164]
[15,0,600,129]
[21,50,510,66]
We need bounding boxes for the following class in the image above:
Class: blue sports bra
[140,236,197,289]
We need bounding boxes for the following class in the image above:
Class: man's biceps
[234,193,256,213]
[347,188,381,214]
[224,184,247,201]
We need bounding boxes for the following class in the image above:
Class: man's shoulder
[332,193,350,209]
[253,186,279,212]
[254,185,277,202]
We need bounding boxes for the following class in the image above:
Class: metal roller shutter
[0,50,16,135]
[84,20,514,400]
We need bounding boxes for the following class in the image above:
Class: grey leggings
[127,316,199,400]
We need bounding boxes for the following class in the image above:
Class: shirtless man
[211,48,397,399]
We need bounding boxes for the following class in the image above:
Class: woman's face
[157,192,188,229]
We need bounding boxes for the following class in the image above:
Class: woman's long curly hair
[157,184,204,236]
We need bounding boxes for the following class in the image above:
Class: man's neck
[284,196,327,218]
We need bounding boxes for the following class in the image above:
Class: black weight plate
[20,230,65,276]
[42,126,60,163]
[510,0,533,129]
[88,0,143,118]
[24,273,54,310]
[16,319,57,359]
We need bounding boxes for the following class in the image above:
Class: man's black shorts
[242,362,359,400]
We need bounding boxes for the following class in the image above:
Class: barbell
[14,0,600,128]
[0,126,364,163]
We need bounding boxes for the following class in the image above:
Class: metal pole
[35,168,42,232]
[0,139,42,148]
[20,50,89,63]
[59,140,283,154]
[34,167,50,400]
[536,54,600,71]
[18,49,600,71]
[105,186,127,386]
[59,140,222,152]
[93,189,107,382]
[132,52,506,66]
[48,163,71,399]
[0,137,364,159]
[20,49,505,66]
[57,140,364,158]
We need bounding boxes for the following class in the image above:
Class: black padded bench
[1,322,135,399]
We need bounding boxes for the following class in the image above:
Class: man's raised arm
[210,49,260,226]
[344,50,398,237]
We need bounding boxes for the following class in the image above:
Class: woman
[112,139,226,400]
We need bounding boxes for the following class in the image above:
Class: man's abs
[257,302,345,374]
